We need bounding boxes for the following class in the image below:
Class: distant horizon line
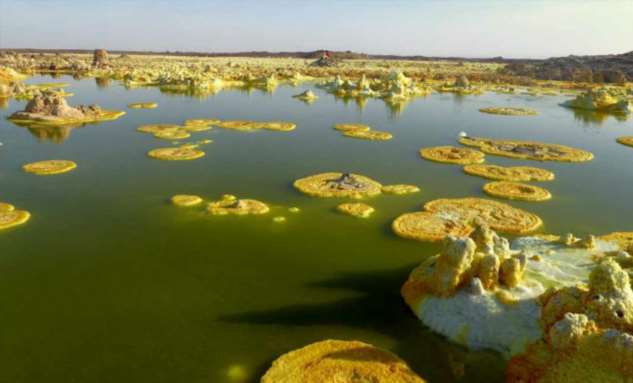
[3,47,631,62]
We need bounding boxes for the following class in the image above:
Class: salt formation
[459,136,594,162]
[341,128,392,141]
[0,202,31,230]
[206,194,269,215]
[463,164,555,182]
[292,90,318,102]
[483,181,552,202]
[507,259,633,382]
[137,124,181,134]
[437,75,482,95]
[616,136,633,147]
[479,107,538,116]
[392,212,474,242]
[424,198,543,235]
[320,71,431,107]
[261,339,426,383]
[0,67,26,98]
[333,123,370,133]
[293,172,383,198]
[382,184,420,195]
[215,120,296,132]
[420,146,486,165]
[561,88,632,114]
[153,130,191,140]
[337,202,375,218]
[147,145,205,161]
[171,195,203,207]
[22,160,77,175]
[8,90,125,126]
[333,123,393,140]
[401,222,629,363]
[392,197,542,242]
[128,102,157,109]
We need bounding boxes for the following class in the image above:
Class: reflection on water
[570,108,630,125]
[25,125,75,143]
[0,96,8,109]
[385,99,410,117]
[334,94,368,112]
[1,75,633,383]
[95,77,111,88]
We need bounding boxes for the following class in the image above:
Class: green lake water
[1,76,632,382]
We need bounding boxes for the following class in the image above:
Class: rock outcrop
[8,90,125,126]
[92,49,109,67]
[561,88,632,114]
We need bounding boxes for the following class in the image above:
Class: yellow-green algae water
[1,76,633,383]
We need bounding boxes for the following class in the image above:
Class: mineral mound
[261,339,426,383]
[8,90,124,126]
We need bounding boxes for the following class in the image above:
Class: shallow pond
[1,76,632,382]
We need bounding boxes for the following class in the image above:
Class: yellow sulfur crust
[147,146,205,160]
[293,172,382,199]
[382,184,421,195]
[261,339,426,383]
[459,136,593,162]
[479,107,538,116]
[392,211,474,242]
[171,195,203,207]
[22,160,77,175]
[420,146,485,165]
[337,202,375,218]
[463,164,555,182]
[483,181,552,202]
[423,197,543,235]
[616,136,633,148]
[128,102,157,109]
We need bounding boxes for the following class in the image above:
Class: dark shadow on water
[220,265,506,383]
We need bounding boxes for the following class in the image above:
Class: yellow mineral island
[463,164,555,182]
[22,160,77,175]
[483,181,552,202]
[561,88,632,114]
[261,339,426,383]
[616,136,633,148]
[420,146,486,165]
[459,136,594,162]
[0,202,31,230]
[479,107,538,116]
[214,120,296,132]
[337,202,375,218]
[382,184,421,195]
[171,194,203,207]
[293,172,383,198]
[147,145,205,160]
[393,197,542,242]
[206,194,270,215]
[128,102,158,109]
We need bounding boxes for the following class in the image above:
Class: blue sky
[1,0,631,58]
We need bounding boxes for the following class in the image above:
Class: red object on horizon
[324,51,331,58]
